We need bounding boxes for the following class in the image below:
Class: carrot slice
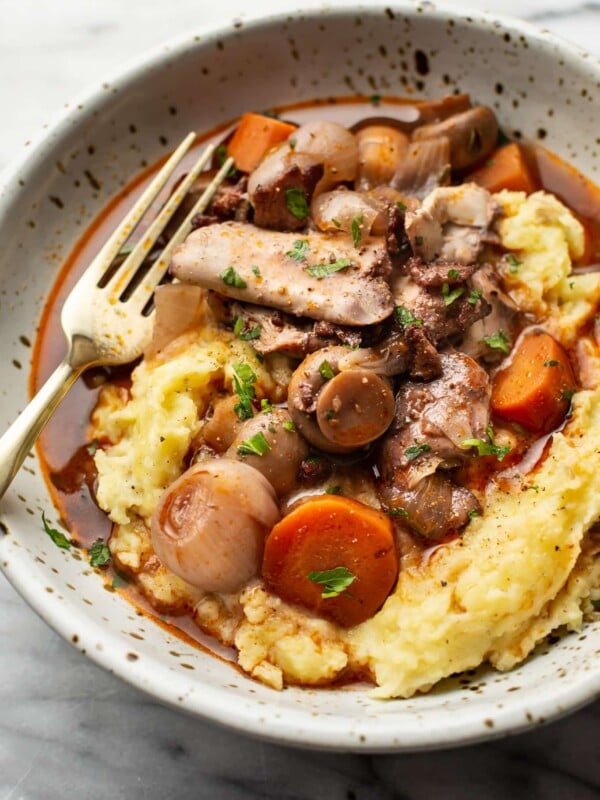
[492,330,576,433]
[227,113,297,173]
[262,495,398,628]
[469,143,536,194]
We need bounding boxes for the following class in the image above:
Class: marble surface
[1,0,599,797]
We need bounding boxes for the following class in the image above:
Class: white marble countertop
[1,1,599,797]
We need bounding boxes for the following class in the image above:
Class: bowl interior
[1,3,599,751]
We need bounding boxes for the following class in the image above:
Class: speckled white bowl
[1,2,599,752]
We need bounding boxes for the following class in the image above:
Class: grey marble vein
[1,1,600,798]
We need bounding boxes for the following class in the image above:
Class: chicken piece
[170,222,394,326]
[405,183,501,265]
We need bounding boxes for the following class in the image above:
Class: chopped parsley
[562,388,576,418]
[447,268,460,280]
[468,509,480,521]
[305,258,352,279]
[387,507,409,518]
[289,137,297,150]
[285,187,310,220]
[111,572,129,589]
[216,144,238,178]
[405,443,432,461]
[394,305,423,331]
[442,282,464,306]
[324,409,336,420]
[351,215,364,247]
[232,363,257,420]
[506,253,521,274]
[591,599,600,611]
[89,538,111,568]
[233,317,261,341]
[86,438,99,456]
[283,420,295,432]
[319,359,335,380]
[468,289,483,305]
[286,239,310,262]
[331,218,342,228]
[396,200,407,212]
[544,360,560,367]
[369,94,381,106]
[260,398,273,413]
[325,485,343,495]
[251,265,261,277]
[42,512,71,550]
[462,424,511,461]
[237,431,272,457]
[307,566,356,598]
[415,235,424,247]
[482,330,510,355]
[220,266,246,289]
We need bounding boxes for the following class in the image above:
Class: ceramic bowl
[1,2,599,751]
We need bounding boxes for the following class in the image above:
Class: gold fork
[0,133,233,500]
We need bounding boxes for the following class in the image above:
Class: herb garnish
[351,215,364,247]
[468,289,483,305]
[405,443,432,461]
[591,599,600,611]
[544,360,560,367]
[305,258,352,279]
[286,239,310,262]
[387,507,409,518]
[86,438,99,456]
[260,398,273,413]
[396,200,407,212]
[506,253,521,274]
[220,266,247,289]
[482,330,510,355]
[89,538,111,568]
[442,282,464,306]
[369,94,381,106]
[319,360,335,380]
[283,420,295,432]
[462,424,511,461]
[447,268,460,280]
[216,144,238,178]
[233,317,261,341]
[562,388,576,418]
[415,235,424,247]
[232,363,257,420]
[289,137,297,150]
[325,485,343,495]
[394,305,423,330]
[468,509,480,520]
[237,431,272,457]
[308,566,356,598]
[285,188,310,220]
[251,265,261,277]
[331,218,342,228]
[42,512,71,550]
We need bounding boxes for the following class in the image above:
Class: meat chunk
[393,274,491,345]
[247,147,324,231]
[378,351,491,482]
[404,325,441,380]
[404,256,478,288]
[405,183,500,265]
[170,222,394,326]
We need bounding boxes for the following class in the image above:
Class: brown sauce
[32,97,600,668]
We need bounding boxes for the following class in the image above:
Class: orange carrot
[492,330,576,433]
[227,113,297,173]
[469,143,536,194]
[262,495,398,628]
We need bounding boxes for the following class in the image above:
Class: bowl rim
[1,0,599,752]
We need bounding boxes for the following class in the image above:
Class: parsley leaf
[462,424,511,461]
[89,538,111,568]
[251,265,261,277]
[220,266,247,289]
[468,289,483,305]
[405,443,432,461]
[216,144,238,177]
[232,363,257,420]
[468,509,480,520]
[396,200,407,212]
[545,360,560,367]
[351,215,364,247]
[447,268,460,280]
[233,317,261,341]
[319,360,335,380]
[331,218,342,228]
[482,330,510,355]
[442,282,464,306]
[285,188,310,220]
[308,566,356,598]
[260,398,273,413]
[325,485,343,495]
[394,305,423,331]
[304,258,352,279]
[42,512,71,550]
[506,253,521,274]
[562,388,576,418]
[415,235,424,247]
[369,94,381,106]
[86,438,99,456]
[591,599,600,611]
[289,137,297,150]
[286,239,310,262]
[387,507,409,518]
[283,420,295,432]
[237,431,271,457]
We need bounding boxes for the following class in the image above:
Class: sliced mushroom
[202,395,245,453]
[226,408,309,495]
[390,137,451,200]
[412,106,499,170]
[170,222,394,326]
[150,460,280,593]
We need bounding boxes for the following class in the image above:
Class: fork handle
[0,358,79,501]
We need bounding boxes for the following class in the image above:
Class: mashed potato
[93,190,600,698]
